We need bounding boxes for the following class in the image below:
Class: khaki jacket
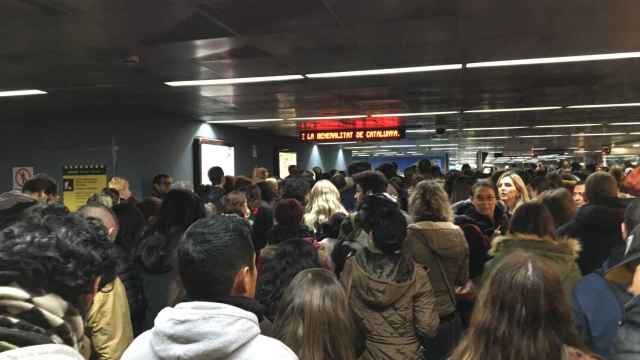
[404,221,469,317]
[87,277,134,360]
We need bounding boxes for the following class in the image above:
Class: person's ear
[231,259,257,298]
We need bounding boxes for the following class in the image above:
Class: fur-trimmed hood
[490,233,582,259]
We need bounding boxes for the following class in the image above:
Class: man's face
[472,187,497,218]
[574,184,586,207]
[157,177,173,194]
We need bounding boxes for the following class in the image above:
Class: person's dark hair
[22,175,58,196]
[540,189,577,229]
[208,166,225,186]
[316,212,348,241]
[113,203,146,260]
[624,199,640,235]
[404,165,417,184]
[273,268,357,360]
[471,180,497,198]
[545,173,563,190]
[0,204,113,310]
[152,174,170,186]
[347,162,372,177]
[256,239,321,319]
[139,190,206,272]
[256,181,278,204]
[234,176,253,193]
[585,171,619,205]
[282,176,311,205]
[529,176,551,195]
[610,165,625,190]
[274,199,304,227]
[376,163,397,181]
[509,201,556,239]
[353,170,388,195]
[450,252,584,360]
[222,191,248,218]
[417,159,432,176]
[179,215,255,300]
[330,174,347,192]
[288,165,299,176]
[137,196,162,224]
[359,195,407,254]
[223,175,236,194]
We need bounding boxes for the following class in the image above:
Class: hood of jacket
[0,191,35,211]
[573,199,626,231]
[351,249,416,308]
[266,224,314,245]
[490,233,582,261]
[148,302,262,359]
[408,221,466,259]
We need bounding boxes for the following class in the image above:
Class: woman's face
[498,176,519,207]
[472,187,497,218]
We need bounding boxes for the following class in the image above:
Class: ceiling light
[372,111,459,117]
[464,106,562,113]
[518,134,566,138]
[571,133,627,137]
[631,133,640,135]
[165,75,304,87]
[317,142,358,145]
[463,126,528,131]
[419,144,459,147]
[345,146,378,149]
[406,129,436,133]
[379,145,416,148]
[532,147,548,151]
[568,102,640,109]
[465,136,510,140]
[207,118,283,124]
[0,89,47,97]
[291,115,366,120]
[467,51,640,68]
[634,144,640,148]
[535,123,602,128]
[609,122,640,126]
[306,64,463,78]
[428,148,458,151]
[466,146,501,150]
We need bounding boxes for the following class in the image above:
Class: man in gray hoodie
[122,215,298,360]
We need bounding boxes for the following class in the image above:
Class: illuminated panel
[297,117,401,131]
[299,128,405,143]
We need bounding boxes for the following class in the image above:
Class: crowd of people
[2,158,640,359]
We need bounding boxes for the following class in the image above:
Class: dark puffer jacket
[453,200,509,279]
[341,249,439,360]
[558,197,627,274]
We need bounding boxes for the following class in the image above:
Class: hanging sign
[299,128,405,143]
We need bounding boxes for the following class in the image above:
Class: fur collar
[490,233,582,259]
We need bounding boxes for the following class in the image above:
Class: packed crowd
[1,159,640,360]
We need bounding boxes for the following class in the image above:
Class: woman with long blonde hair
[497,172,530,216]
[304,180,347,232]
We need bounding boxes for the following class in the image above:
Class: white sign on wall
[12,167,34,191]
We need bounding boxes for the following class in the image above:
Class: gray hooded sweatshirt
[122,302,298,360]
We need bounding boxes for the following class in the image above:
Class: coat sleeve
[87,277,134,360]
[413,267,440,339]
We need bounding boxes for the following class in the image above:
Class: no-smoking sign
[12,167,34,191]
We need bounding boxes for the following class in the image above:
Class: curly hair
[0,204,115,310]
[256,239,321,319]
[304,180,347,231]
[409,180,453,222]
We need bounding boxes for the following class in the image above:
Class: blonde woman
[496,172,530,216]
[304,180,347,232]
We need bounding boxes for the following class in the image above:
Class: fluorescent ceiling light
[466,146,500,149]
[207,118,283,124]
[345,146,378,149]
[464,106,562,113]
[427,148,458,151]
[631,132,640,135]
[571,132,627,137]
[317,142,357,145]
[463,126,528,131]
[532,147,548,151]
[0,89,47,97]
[465,136,510,140]
[535,123,602,128]
[634,144,640,148]
[518,134,566,138]
[419,144,459,147]
[609,122,640,126]
[165,75,304,86]
[406,129,436,133]
[568,102,640,109]
[379,145,416,148]
[291,115,366,120]
[306,64,463,78]
[467,51,640,68]
[372,111,459,117]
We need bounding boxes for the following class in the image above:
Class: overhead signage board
[63,164,108,212]
[299,128,405,143]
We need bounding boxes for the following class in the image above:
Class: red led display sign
[299,128,405,142]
